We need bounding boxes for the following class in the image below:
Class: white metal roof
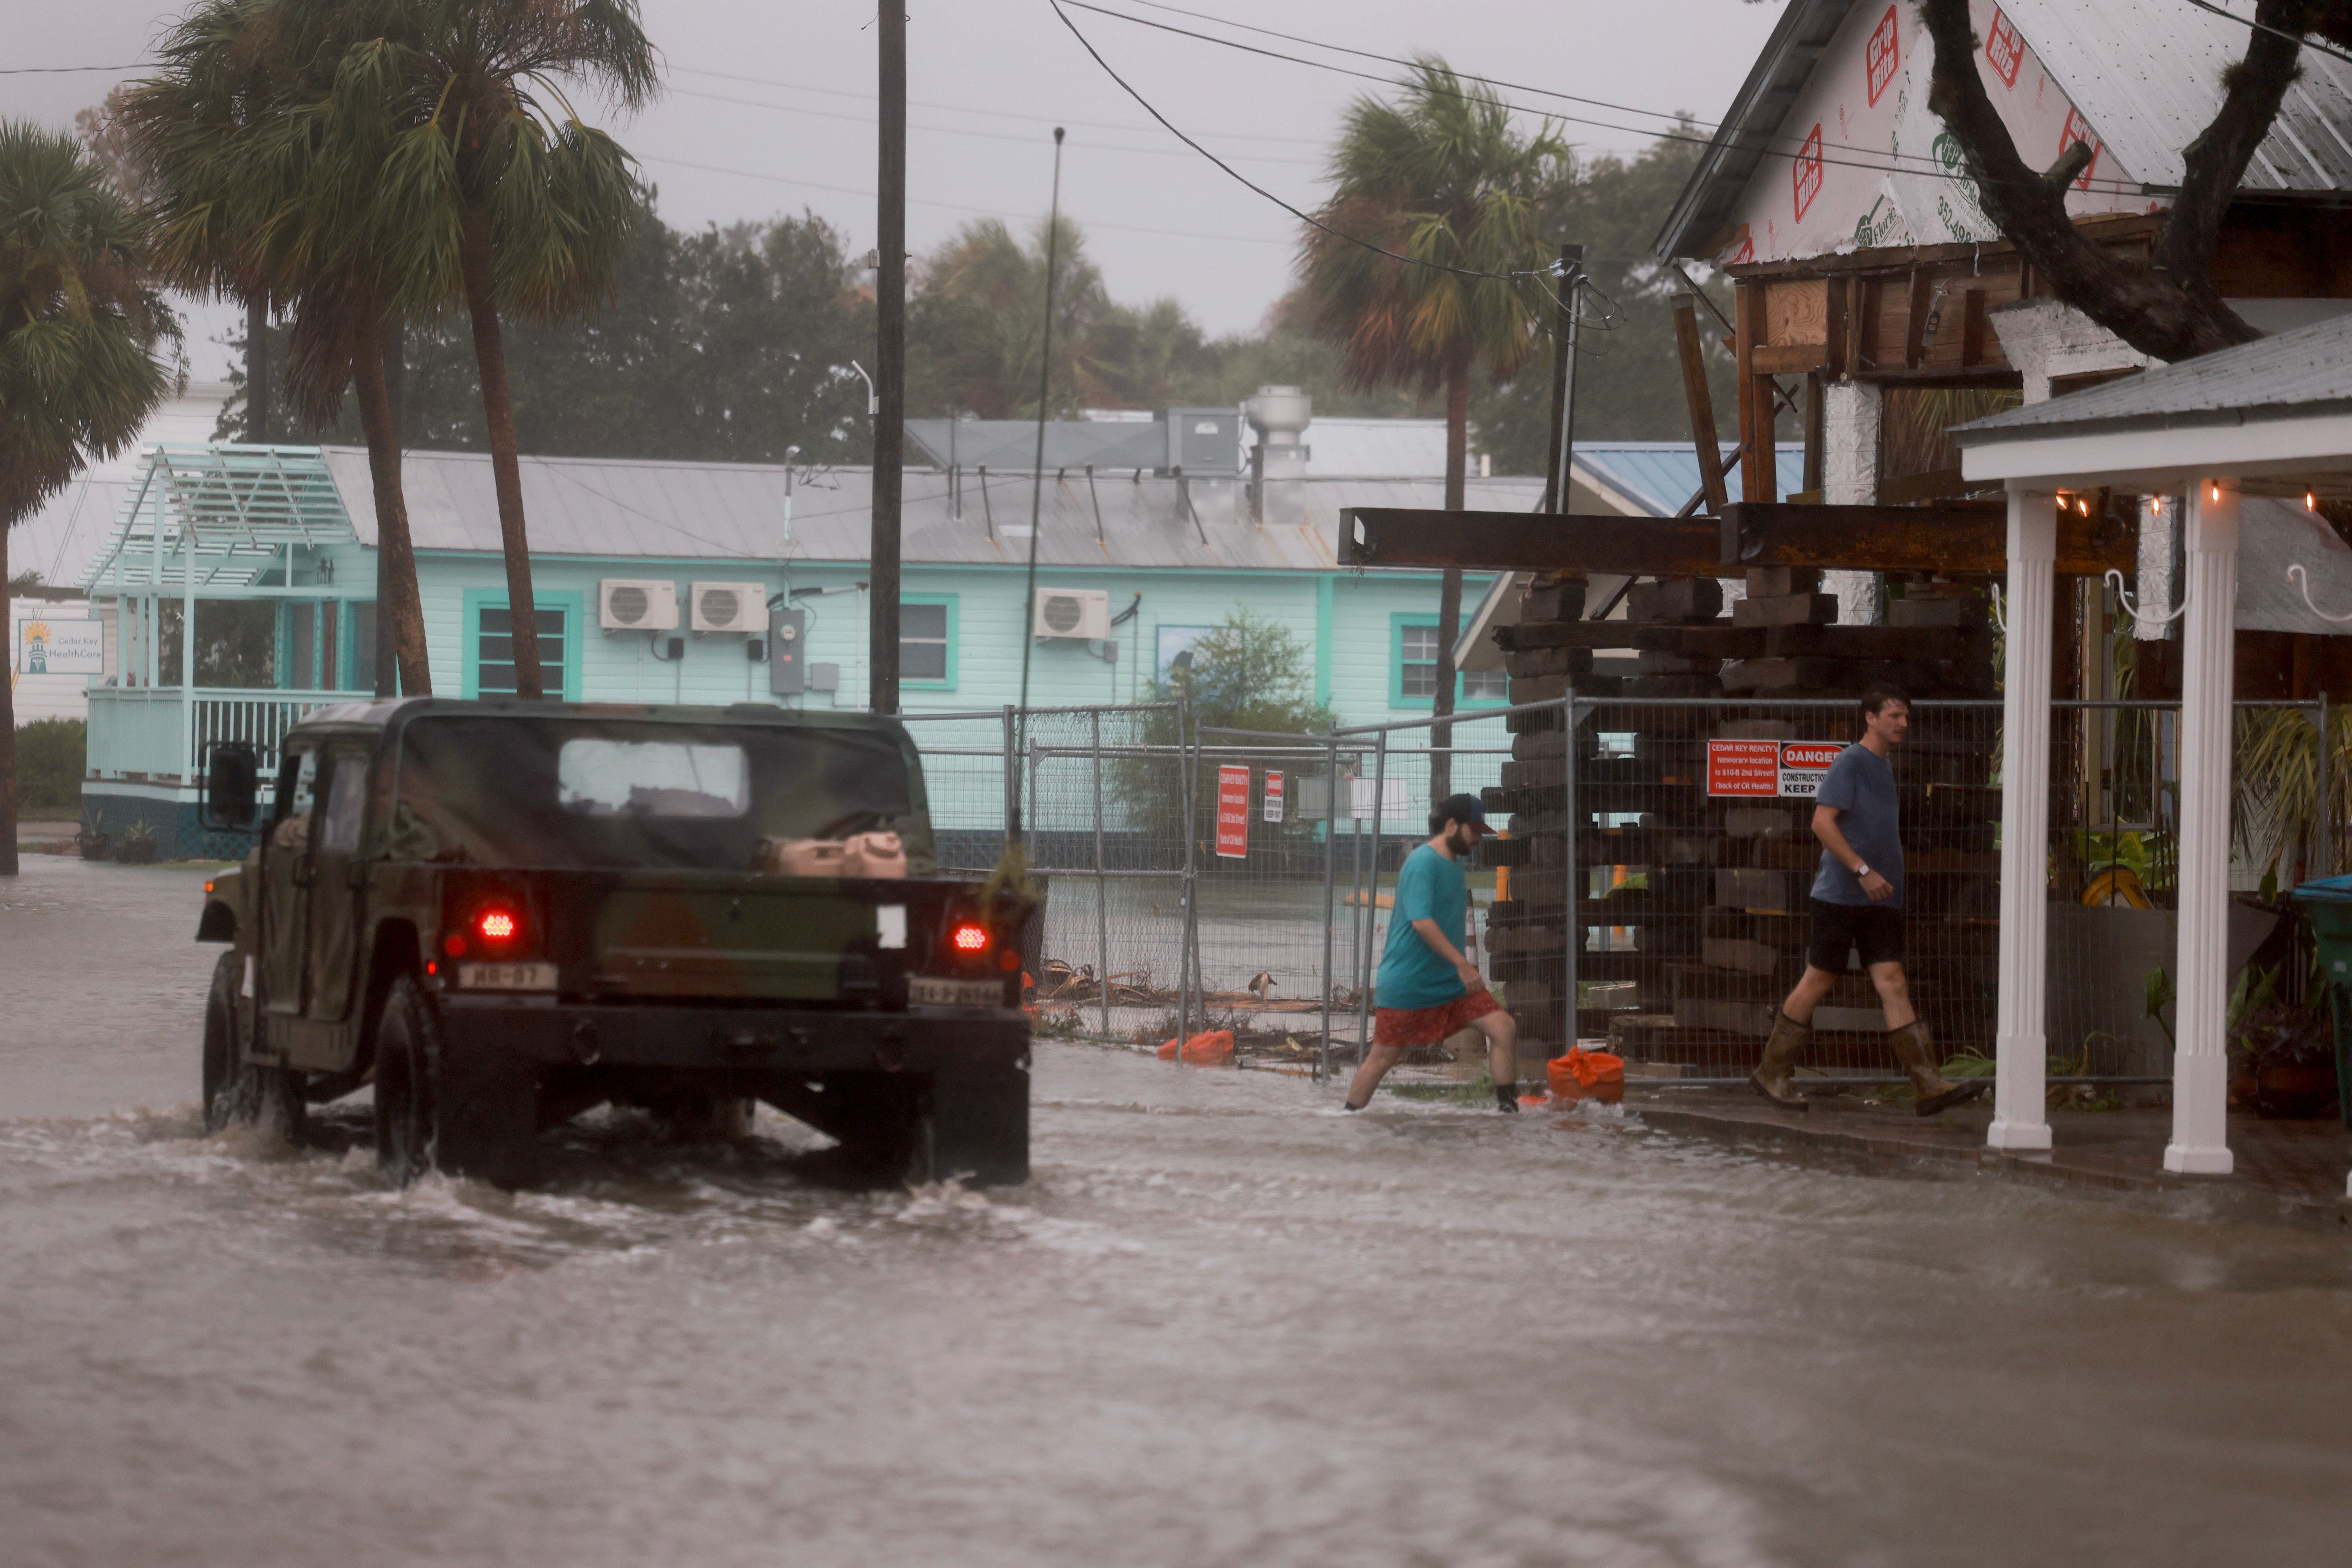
[1997,0,2352,192]
[78,445,361,592]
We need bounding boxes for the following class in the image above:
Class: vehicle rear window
[390,716,926,870]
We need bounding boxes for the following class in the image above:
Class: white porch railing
[86,687,350,786]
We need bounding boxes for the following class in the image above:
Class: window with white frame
[901,602,949,682]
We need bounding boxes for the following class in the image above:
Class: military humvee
[194,698,1032,1189]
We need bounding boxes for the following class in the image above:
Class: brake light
[952,922,989,952]
[479,909,518,942]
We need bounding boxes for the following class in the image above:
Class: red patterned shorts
[1373,989,1504,1049]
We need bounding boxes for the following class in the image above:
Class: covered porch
[1960,313,2352,1194]
[76,445,377,858]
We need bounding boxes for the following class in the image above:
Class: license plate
[459,961,558,992]
[908,975,1003,1008]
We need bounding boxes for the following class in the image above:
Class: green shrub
[15,718,86,808]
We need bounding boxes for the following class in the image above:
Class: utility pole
[246,295,270,444]
[1541,244,1584,514]
[869,3,907,715]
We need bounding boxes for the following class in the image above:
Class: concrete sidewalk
[1628,1086,2352,1224]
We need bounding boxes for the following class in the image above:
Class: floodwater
[4,855,2352,1568]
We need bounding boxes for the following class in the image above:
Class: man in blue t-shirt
[1345,793,1521,1113]
[1751,684,1986,1117]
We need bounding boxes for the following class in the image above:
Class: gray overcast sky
[4,0,1784,381]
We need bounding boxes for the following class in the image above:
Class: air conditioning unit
[1032,587,1111,641]
[689,581,770,635]
[599,578,678,633]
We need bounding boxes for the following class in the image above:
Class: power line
[1047,0,1564,286]
[1058,0,2147,194]
[666,83,1321,166]
[639,153,1289,245]
[1106,0,1718,131]
[0,63,148,75]
[2172,0,2352,69]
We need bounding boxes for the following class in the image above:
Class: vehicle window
[283,750,320,819]
[558,739,747,818]
[319,756,369,852]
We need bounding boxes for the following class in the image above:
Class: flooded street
[5,855,2352,1567]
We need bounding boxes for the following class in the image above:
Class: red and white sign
[1263,771,1285,824]
[1985,8,2026,88]
[1707,740,1844,798]
[1707,739,1782,797]
[1215,765,1250,858]
[1865,5,1900,106]
[1791,123,1826,221]
[2058,106,2102,188]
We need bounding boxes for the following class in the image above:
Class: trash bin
[2286,875,2352,1131]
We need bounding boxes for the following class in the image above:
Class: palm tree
[320,0,657,698]
[119,1,435,697]
[1300,61,1567,792]
[0,121,178,877]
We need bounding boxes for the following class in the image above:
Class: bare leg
[1779,964,1840,1025]
[1466,1006,1519,1089]
[1346,1044,1408,1109]
[1868,961,1916,1029]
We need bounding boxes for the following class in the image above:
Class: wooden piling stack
[1481,571,2002,1071]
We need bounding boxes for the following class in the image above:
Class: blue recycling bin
[2286,874,2352,1130]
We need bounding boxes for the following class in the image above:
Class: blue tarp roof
[1573,441,1807,517]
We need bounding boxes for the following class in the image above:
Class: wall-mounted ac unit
[689,581,770,635]
[1032,587,1111,641]
[599,578,678,632]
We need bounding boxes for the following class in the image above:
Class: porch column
[2166,481,2239,1176]
[180,520,196,784]
[1989,487,2056,1151]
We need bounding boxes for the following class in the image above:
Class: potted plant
[2230,998,2338,1118]
[75,822,111,860]
[114,819,160,865]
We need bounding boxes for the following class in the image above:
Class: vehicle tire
[797,1072,924,1184]
[374,974,439,1187]
[374,973,540,1190]
[660,1094,756,1143]
[918,1058,1030,1187]
[203,952,307,1145]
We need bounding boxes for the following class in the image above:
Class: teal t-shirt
[1376,843,1471,1009]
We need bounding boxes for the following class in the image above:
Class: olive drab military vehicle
[193,699,1033,1189]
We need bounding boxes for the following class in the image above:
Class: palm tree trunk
[1430,344,1471,801]
[0,522,18,878]
[458,203,542,699]
[351,324,431,698]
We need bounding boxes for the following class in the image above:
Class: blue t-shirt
[1810,743,1903,907]
[1376,844,1472,1008]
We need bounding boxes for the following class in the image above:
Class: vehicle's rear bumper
[436,996,1029,1073]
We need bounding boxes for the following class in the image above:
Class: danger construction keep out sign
[1706,739,1841,799]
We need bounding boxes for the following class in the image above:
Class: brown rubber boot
[1749,1012,1811,1111]
[1886,1020,1989,1116]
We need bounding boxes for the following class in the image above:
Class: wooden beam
[1720,502,2134,575]
[1736,279,1768,504]
[1750,342,1828,374]
[1343,508,1725,576]
[1903,268,1933,370]
[1672,295,1730,517]
[1801,374,1825,498]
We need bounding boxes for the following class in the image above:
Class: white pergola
[1958,314,2352,1186]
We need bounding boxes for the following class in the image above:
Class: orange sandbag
[1547,1046,1626,1102]
[1156,1029,1236,1064]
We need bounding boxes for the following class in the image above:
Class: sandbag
[756,830,906,879]
[1156,1029,1235,1065]
[1547,1045,1625,1102]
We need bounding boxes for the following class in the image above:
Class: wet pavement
[5,854,2352,1567]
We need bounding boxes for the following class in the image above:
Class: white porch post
[2166,480,2239,1176]
[1990,487,2056,1150]
[180,519,196,784]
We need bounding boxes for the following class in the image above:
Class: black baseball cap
[1431,793,1490,835]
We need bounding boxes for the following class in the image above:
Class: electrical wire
[1057,0,2149,196]
[1047,0,1564,284]
[0,63,147,74]
[2171,0,2352,69]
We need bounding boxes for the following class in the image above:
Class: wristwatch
[1853,862,1873,879]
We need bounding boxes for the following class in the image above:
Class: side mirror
[201,742,260,830]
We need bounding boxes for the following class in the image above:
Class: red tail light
[478,909,518,942]
[951,922,989,952]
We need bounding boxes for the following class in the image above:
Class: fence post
[1561,690,1579,1056]
[1356,731,1387,1055]
[1319,733,1339,1082]
[1000,703,1016,846]
[2320,693,2332,880]
[1093,708,1110,1041]
[1176,698,1196,1064]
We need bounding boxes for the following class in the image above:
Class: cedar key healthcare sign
[1706,739,1842,799]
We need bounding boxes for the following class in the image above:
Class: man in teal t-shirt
[1345,793,1521,1113]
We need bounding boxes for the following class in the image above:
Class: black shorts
[1806,897,1903,972]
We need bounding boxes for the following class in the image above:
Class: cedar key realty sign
[1706,739,1841,799]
